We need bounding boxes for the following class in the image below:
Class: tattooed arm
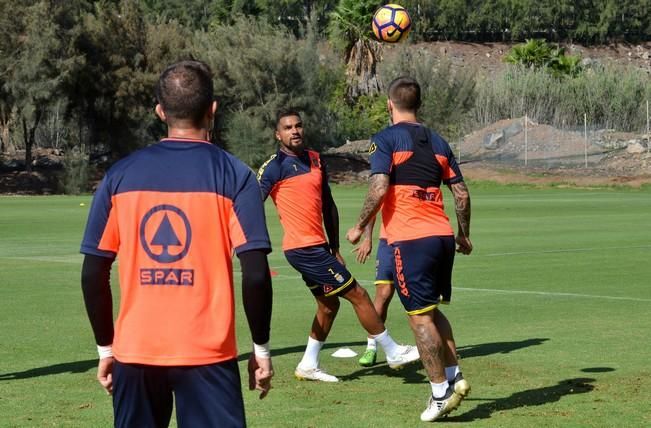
[346,173,389,245]
[449,181,473,255]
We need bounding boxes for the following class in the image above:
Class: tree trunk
[345,39,383,100]
[0,112,16,155]
[21,109,42,172]
[0,123,9,154]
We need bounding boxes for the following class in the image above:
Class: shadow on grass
[237,340,367,362]
[339,360,426,383]
[0,339,548,382]
[0,359,97,381]
[458,338,549,359]
[447,377,598,422]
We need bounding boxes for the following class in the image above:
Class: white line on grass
[6,254,649,302]
[478,244,651,257]
[453,287,651,303]
[248,274,651,303]
[0,255,82,264]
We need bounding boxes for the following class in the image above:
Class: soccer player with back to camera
[80,60,273,428]
[346,76,472,422]
[257,109,419,383]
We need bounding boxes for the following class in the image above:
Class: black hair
[388,76,421,111]
[155,60,214,126]
[275,108,302,128]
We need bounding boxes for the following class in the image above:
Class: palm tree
[328,0,383,100]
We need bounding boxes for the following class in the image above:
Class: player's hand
[352,238,372,264]
[346,225,363,245]
[456,235,473,255]
[333,250,346,267]
[97,357,114,395]
[248,354,273,399]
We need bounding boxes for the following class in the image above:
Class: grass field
[1,182,650,427]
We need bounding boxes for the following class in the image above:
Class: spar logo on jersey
[139,204,194,286]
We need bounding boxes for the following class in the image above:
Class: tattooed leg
[408,310,446,383]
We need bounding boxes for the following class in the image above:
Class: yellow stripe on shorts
[406,304,438,316]
[324,277,355,297]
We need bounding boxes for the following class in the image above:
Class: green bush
[59,146,91,195]
[327,83,388,142]
[378,45,476,139]
[505,39,582,77]
[196,15,344,165]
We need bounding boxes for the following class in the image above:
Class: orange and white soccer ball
[372,4,412,43]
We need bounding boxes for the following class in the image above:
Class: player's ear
[275,130,281,141]
[205,100,218,125]
[155,104,167,123]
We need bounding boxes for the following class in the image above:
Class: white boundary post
[524,114,528,167]
[458,128,461,163]
[646,99,649,154]
[584,113,588,168]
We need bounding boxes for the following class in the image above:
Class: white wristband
[97,344,113,359]
[253,342,270,358]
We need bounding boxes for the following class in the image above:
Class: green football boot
[358,348,377,367]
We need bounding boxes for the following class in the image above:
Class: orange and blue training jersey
[80,138,271,366]
[257,149,328,251]
[369,122,464,244]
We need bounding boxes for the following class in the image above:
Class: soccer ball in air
[372,4,412,43]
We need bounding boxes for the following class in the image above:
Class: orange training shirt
[80,138,271,366]
[369,123,464,244]
[257,149,328,251]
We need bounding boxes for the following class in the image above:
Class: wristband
[97,344,113,359]
[253,342,271,358]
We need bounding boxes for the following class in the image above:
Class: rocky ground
[323,118,651,187]
[403,41,651,75]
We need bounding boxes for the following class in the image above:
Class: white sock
[372,329,400,358]
[366,337,377,351]
[298,336,323,369]
[430,380,450,399]
[445,365,460,382]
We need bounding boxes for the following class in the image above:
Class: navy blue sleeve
[432,133,464,185]
[369,133,393,175]
[80,174,118,259]
[232,168,272,255]
[256,154,280,200]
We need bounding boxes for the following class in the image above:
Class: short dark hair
[275,108,302,128]
[388,76,421,111]
[155,60,214,126]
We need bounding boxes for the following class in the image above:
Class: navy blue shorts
[112,358,245,428]
[284,244,355,296]
[375,238,394,286]
[392,235,456,315]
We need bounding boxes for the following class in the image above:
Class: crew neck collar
[160,137,211,144]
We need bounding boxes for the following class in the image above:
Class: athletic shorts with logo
[392,235,455,315]
[284,244,355,297]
